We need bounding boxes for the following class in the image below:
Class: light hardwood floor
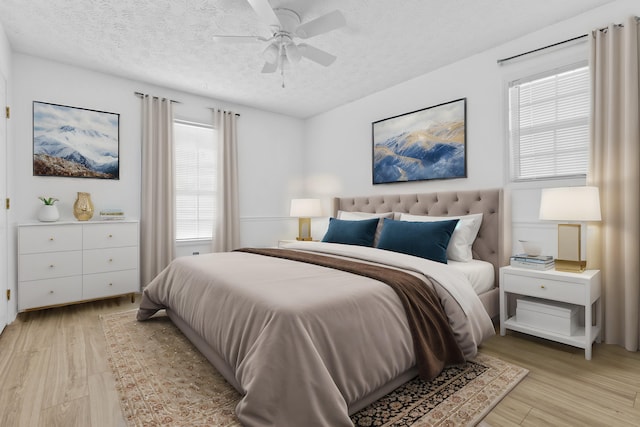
[0,299,639,426]
[482,331,640,426]
[0,298,132,427]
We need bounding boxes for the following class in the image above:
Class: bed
[137,188,505,427]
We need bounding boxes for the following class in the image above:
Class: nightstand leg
[595,299,602,344]
[499,287,506,336]
[585,300,593,360]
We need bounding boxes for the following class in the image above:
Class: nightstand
[278,239,316,248]
[499,266,601,360]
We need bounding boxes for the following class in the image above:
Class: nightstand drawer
[503,273,584,305]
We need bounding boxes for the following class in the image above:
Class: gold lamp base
[296,217,312,241]
[554,259,587,272]
[555,223,586,272]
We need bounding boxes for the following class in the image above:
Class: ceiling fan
[213,0,346,82]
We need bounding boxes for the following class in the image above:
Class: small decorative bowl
[518,240,541,257]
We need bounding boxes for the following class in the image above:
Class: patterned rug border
[101,309,528,426]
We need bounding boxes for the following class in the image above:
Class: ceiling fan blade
[261,62,278,73]
[294,10,346,39]
[247,0,281,27]
[298,43,337,66]
[212,35,268,43]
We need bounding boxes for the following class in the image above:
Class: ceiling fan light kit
[214,0,346,87]
[262,42,280,64]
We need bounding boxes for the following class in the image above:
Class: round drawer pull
[49,290,54,294]
[108,234,113,238]
[108,283,113,286]
[108,258,113,262]
[49,264,55,268]
[540,285,545,289]
[49,237,54,241]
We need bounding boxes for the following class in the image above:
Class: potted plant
[38,196,60,222]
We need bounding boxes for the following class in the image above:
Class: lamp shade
[290,199,322,217]
[539,186,602,221]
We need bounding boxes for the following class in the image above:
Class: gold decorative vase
[73,192,94,221]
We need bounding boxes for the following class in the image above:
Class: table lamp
[539,186,601,272]
[290,198,322,241]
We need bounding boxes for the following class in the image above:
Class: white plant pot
[38,205,60,222]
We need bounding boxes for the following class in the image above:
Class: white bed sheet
[448,259,495,295]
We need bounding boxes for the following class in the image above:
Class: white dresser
[18,220,140,312]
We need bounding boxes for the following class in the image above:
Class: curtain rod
[498,17,639,65]
[134,91,181,103]
[209,107,240,117]
[497,34,587,65]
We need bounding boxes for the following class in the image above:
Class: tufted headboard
[333,188,506,287]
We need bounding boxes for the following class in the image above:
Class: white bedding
[448,259,495,294]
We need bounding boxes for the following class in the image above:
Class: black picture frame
[33,101,120,179]
[372,98,467,184]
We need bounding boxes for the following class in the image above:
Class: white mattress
[447,259,495,295]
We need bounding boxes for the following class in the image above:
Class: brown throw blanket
[236,248,465,380]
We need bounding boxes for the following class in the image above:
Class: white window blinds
[174,121,217,241]
[508,62,589,181]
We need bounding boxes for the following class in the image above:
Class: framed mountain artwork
[372,98,466,184]
[33,101,120,179]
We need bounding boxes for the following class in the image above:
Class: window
[508,62,589,181]
[174,121,216,241]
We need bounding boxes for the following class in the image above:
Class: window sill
[176,239,212,246]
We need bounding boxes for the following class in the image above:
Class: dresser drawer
[83,270,139,300]
[19,251,83,281]
[19,225,82,254]
[18,276,83,311]
[83,246,138,274]
[503,273,584,305]
[83,222,138,249]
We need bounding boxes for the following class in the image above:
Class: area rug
[102,310,527,426]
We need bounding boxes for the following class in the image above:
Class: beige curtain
[140,95,175,287]
[212,109,240,252]
[588,17,640,351]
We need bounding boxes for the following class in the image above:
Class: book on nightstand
[100,209,125,221]
[510,254,554,270]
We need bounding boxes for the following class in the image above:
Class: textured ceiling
[0,0,615,118]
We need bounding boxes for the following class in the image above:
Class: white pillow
[398,212,483,262]
[337,211,393,245]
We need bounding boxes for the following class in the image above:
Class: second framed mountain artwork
[372,98,466,184]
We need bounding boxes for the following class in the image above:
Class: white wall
[7,53,304,321]
[0,21,10,80]
[303,0,640,248]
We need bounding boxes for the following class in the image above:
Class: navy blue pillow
[376,218,459,263]
[321,217,379,247]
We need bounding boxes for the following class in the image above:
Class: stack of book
[100,209,125,221]
[510,254,554,270]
